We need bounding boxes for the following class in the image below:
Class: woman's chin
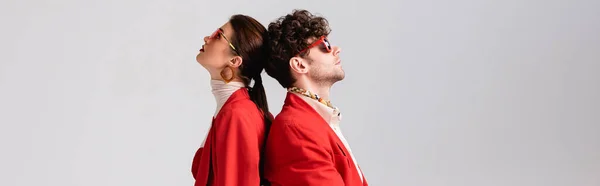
[196,55,209,66]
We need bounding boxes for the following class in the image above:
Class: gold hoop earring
[220,66,235,83]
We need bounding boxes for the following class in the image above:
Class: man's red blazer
[265,92,368,186]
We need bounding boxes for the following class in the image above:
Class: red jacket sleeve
[266,119,344,186]
[213,108,263,186]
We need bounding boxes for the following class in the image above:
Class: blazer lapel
[285,92,354,162]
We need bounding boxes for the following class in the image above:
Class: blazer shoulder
[220,98,259,115]
[222,97,255,110]
[271,108,330,141]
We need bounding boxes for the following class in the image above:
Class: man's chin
[337,72,345,81]
[332,75,345,83]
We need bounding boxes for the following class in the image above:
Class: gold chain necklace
[288,87,336,110]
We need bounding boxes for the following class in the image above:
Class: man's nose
[333,46,342,56]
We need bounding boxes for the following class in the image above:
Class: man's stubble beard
[309,66,345,87]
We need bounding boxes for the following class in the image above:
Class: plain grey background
[1,0,599,185]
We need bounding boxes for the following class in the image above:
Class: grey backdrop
[1,0,599,185]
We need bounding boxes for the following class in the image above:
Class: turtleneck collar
[211,80,245,117]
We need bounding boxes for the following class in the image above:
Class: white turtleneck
[200,80,245,148]
[210,79,245,117]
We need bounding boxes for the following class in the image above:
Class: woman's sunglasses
[295,35,332,57]
[209,28,238,54]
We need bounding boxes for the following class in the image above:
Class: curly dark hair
[265,9,331,88]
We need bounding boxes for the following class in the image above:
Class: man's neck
[292,80,332,101]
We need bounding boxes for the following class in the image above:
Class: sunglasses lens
[323,38,332,52]
[210,29,220,39]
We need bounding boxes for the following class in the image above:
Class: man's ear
[289,56,308,74]
[228,56,243,68]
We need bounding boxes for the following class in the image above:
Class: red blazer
[265,93,368,186]
[191,88,267,186]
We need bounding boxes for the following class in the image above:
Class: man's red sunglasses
[295,35,332,57]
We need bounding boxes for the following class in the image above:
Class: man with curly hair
[263,9,368,186]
